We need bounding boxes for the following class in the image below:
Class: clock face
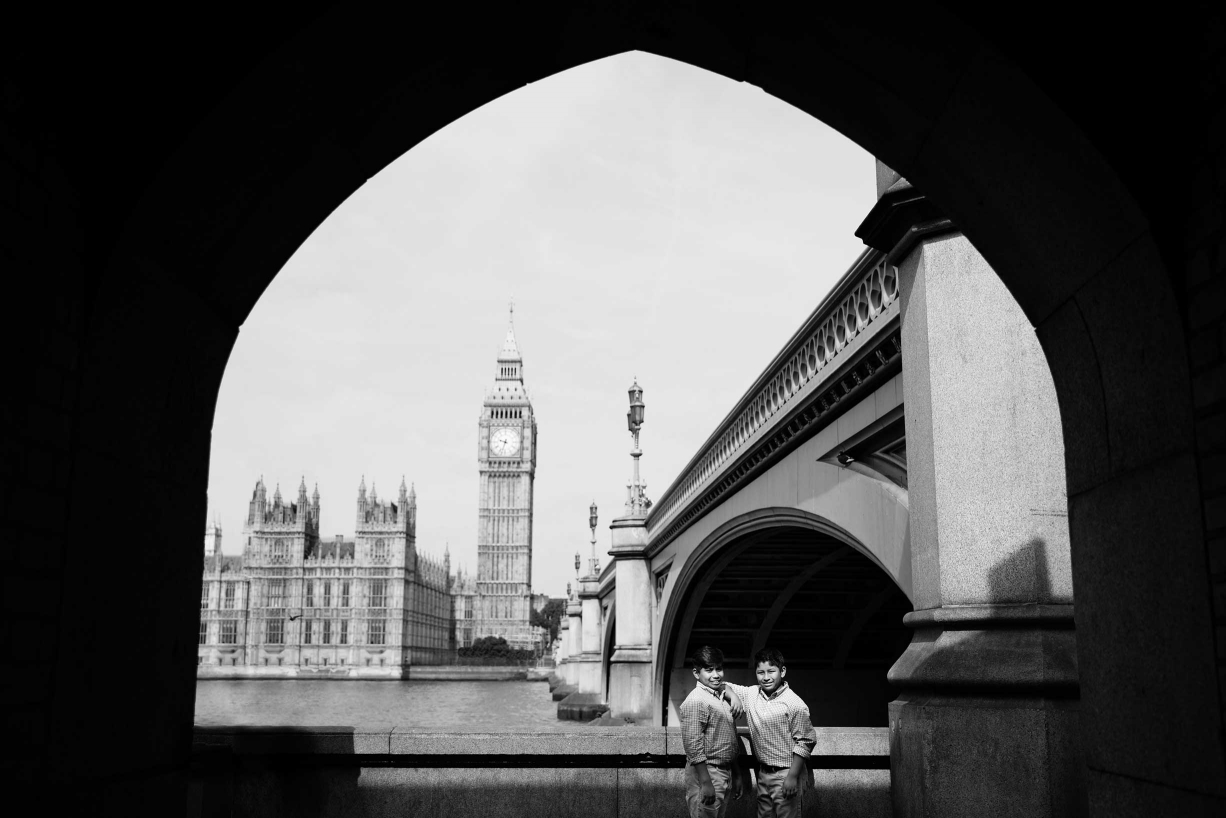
[490,427,521,457]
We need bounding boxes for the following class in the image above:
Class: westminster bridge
[554,177,1080,813]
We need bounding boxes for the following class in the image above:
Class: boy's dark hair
[753,647,786,669]
[690,645,725,670]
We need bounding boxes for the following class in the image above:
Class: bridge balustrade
[646,248,901,547]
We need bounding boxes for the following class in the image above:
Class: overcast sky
[207,51,875,597]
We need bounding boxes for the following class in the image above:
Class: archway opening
[51,6,1214,811]
[666,525,911,727]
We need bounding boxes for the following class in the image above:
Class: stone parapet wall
[190,726,889,818]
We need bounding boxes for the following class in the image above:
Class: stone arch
[38,4,1216,811]
[655,507,911,726]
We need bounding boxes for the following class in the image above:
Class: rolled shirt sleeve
[679,697,710,766]
[789,703,817,759]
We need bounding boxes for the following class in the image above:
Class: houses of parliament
[198,318,549,677]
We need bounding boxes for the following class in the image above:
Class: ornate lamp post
[588,501,600,576]
[573,550,581,597]
[625,380,647,516]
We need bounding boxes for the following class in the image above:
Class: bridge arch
[656,507,912,726]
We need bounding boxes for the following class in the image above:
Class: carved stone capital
[609,516,649,558]
[610,646,653,664]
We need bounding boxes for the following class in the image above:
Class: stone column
[606,516,653,720]
[889,229,1084,817]
[565,597,582,686]
[557,617,570,667]
[576,577,602,694]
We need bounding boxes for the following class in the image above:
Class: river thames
[195,679,584,732]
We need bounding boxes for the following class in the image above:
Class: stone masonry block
[1074,234,1194,475]
[1197,411,1226,453]
[1194,363,1226,409]
[17,174,47,225]
[2,577,60,614]
[1207,495,1226,532]
[1191,325,1223,371]
[358,766,618,818]
[1086,766,1225,817]
[390,728,666,756]
[1071,452,1225,794]
[0,156,17,212]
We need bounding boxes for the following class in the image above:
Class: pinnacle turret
[492,308,526,385]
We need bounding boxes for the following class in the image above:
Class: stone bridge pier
[871,192,1081,815]
[606,515,653,721]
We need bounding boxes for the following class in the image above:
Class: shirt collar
[759,680,789,700]
[695,680,725,699]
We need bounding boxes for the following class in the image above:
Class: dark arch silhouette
[10,3,1223,813]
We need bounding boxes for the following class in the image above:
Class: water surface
[195,679,585,732]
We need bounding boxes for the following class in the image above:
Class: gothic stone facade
[197,477,453,678]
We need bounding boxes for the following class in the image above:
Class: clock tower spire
[470,309,539,651]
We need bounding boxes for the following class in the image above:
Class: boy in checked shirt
[723,648,817,818]
[679,646,749,818]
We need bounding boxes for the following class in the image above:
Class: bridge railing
[645,247,899,546]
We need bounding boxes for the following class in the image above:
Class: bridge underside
[668,525,912,727]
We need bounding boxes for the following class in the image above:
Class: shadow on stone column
[889,539,1085,818]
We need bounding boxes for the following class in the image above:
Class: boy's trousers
[683,762,732,818]
[754,766,807,818]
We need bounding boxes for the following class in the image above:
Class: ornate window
[198,620,207,645]
[322,619,332,645]
[223,583,236,609]
[220,620,237,645]
[304,619,313,645]
[369,619,385,645]
[305,581,315,608]
[323,581,332,607]
[370,580,387,609]
[340,620,349,645]
[373,538,389,563]
[200,584,209,610]
[266,618,284,644]
[267,579,285,607]
[341,581,350,607]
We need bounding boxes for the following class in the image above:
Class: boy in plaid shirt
[723,648,817,818]
[679,646,750,818]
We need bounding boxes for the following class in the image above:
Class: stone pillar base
[890,693,1085,818]
[556,691,609,721]
[607,647,652,722]
[575,652,602,695]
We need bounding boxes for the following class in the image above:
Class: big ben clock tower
[471,311,539,650]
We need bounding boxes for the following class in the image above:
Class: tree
[530,597,566,644]
[468,635,511,657]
